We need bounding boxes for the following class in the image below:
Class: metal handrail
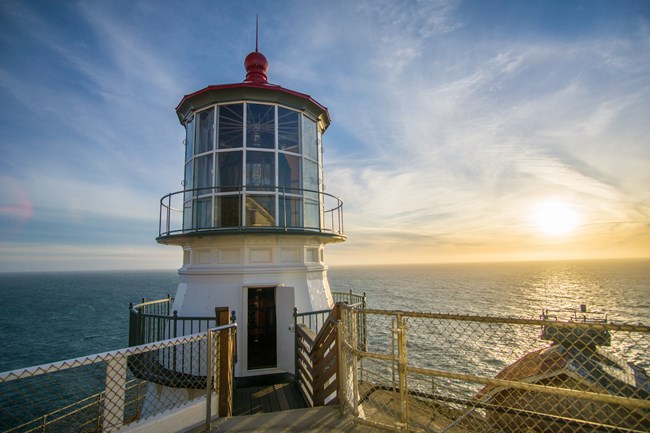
[157,185,344,238]
[128,298,224,348]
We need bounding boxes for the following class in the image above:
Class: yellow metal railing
[0,325,236,433]
[338,305,650,433]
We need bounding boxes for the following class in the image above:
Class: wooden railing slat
[295,303,343,408]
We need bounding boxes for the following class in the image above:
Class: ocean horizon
[1,258,649,373]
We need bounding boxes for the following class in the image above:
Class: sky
[0,0,649,272]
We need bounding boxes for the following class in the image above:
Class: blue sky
[1,0,649,271]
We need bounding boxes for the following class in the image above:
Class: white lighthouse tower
[157,45,345,378]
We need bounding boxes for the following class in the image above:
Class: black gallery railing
[158,186,344,239]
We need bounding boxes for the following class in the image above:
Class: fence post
[337,319,344,416]
[218,327,233,417]
[230,310,237,366]
[350,307,360,417]
[205,329,213,431]
[96,393,102,431]
[172,310,178,371]
[293,307,299,376]
[396,314,408,432]
[215,308,233,418]
[361,293,367,382]
[103,355,127,433]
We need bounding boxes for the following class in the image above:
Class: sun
[532,200,580,236]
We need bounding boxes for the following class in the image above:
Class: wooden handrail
[295,303,342,407]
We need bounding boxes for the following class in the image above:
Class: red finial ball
[244,51,269,83]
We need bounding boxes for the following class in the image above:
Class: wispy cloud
[312,6,650,263]
[0,0,648,270]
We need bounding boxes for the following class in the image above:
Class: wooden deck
[210,406,385,432]
[233,380,307,415]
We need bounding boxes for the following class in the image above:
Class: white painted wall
[169,234,335,377]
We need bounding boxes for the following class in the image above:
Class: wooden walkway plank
[285,382,308,409]
[274,383,291,411]
[232,380,307,415]
[249,387,263,414]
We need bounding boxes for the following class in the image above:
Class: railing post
[166,195,171,235]
[218,327,233,417]
[396,314,408,431]
[230,311,237,366]
[205,329,213,431]
[293,307,299,376]
[96,393,102,431]
[128,303,134,346]
[103,355,127,433]
[282,188,287,229]
[350,307,360,417]
[173,310,178,371]
[137,307,144,346]
[361,293,367,382]
[337,319,344,416]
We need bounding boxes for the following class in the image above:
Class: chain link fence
[0,325,235,433]
[339,305,650,432]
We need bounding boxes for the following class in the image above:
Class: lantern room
[158,50,344,243]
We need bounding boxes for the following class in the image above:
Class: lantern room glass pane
[215,196,241,227]
[217,151,242,192]
[218,104,243,149]
[246,151,275,191]
[183,201,192,230]
[304,194,319,230]
[246,104,275,149]
[185,117,195,162]
[246,195,275,226]
[195,108,214,154]
[279,196,302,228]
[279,154,301,192]
[194,197,212,229]
[278,107,300,153]
[184,161,193,199]
[194,154,213,193]
[302,116,317,161]
[304,159,318,192]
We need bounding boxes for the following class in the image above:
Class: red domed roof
[244,51,269,83]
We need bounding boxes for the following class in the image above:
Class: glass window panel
[279,196,302,228]
[304,159,318,192]
[217,151,242,192]
[195,108,214,154]
[302,116,317,160]
[304,194,320,230]
[184,161,193,200]
[246,195,275,227]
[185,117,194,162]
[215,195,241,227]
[246,151,275,191]
[183,201,192,230]
[279,154,301,192]
[246,104,275,149]
[194,154,213,193]
[194,197,212,229]
[278,107,300,153]
[218,104,243,149]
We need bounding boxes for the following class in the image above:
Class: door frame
[242,285,279,374]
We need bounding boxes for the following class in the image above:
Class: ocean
[1,259,649,373]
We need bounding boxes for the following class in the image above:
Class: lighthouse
[157,45,345,378]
